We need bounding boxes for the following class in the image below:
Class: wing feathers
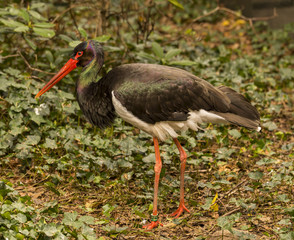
[110,64,259,130]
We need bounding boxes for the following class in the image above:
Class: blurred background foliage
[0,0,293,239]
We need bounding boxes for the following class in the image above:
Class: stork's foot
[142,214,163,230]
[170,202,190,218]
[142,220,163,230]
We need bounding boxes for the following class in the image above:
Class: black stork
[35,40,260,230]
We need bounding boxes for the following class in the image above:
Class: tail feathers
[216,86,261,131]
[212,112,261,131]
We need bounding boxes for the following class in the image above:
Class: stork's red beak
[35,58,78,98]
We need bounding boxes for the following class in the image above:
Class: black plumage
[77,62,259,131]
[76,80,115,128]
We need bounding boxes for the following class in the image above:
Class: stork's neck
[75,63,115,129]
[77,60,103,93]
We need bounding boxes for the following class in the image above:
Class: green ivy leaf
[59,34,73,43]
[62,212,78,225]
[278,194,290,203]
[117,159,133,168]
[137,52,157,62]
[133,207,147,218]
[26,135,41,145]
[102,204,116,218]
[142,153,155,163]
[256,158,275,165]
[14,25,29,32]
[45,50,54,63]
[24,36,37,50]
[28,111,46,125]
[14,213,27,223]
[152,42,164,58]
[165,49,181,60]
[79,216,95,225]
[278,219,291,225]
[78,27,88,39]
[168,0,184,9]
[201,197,213,210]
[228,129,241,139]
[18,9,30,22]
[31,3,46,9]
[43,224,58,237]
[248,171,263,180]
[45,182,60,196]
[0,77,10,91]
[44,138,57,149]
[33,27,55,38]
[217,213,241,231]
[0,18,24,27]
[93,34,111,42]
[69,41,82,47]
[169,60,196,66]
[15,233,25,240]
[262,121,277,131]
[28,10,47,20]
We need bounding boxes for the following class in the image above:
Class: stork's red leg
[170,138,190,218]
[143,137,163,230]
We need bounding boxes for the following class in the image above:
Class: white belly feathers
[112,92,227,141]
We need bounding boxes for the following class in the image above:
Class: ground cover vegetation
[0,0,293,239]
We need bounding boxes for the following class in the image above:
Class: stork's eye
[75,51,83,59]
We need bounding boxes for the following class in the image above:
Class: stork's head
[35,40,103,98]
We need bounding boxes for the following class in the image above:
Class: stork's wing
[110,64,231,124]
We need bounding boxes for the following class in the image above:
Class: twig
[143,2,155,43]
[168,169,209,174]
[187,169,209,173]
[125,17,139,44]
[218,197,229,212]
[192,6,220,23]
[69,0,81,39]
[250,221,280,239]
[52,3,84,24]
[218,179,248,202]
[191,6,278,30]
[31,75,46,82]
[222,206,242,216]
[0,96,7,100]
[205,224,217,235]
[145,21,154,43]
[1,54,19,60]
[17,50,55,75]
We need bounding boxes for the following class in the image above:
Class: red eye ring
[75,51,83,59]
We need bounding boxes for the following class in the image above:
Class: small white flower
[34,103,47,115]
[34,107,40,115]
[40,103,47,109]
[141,219,147,225]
